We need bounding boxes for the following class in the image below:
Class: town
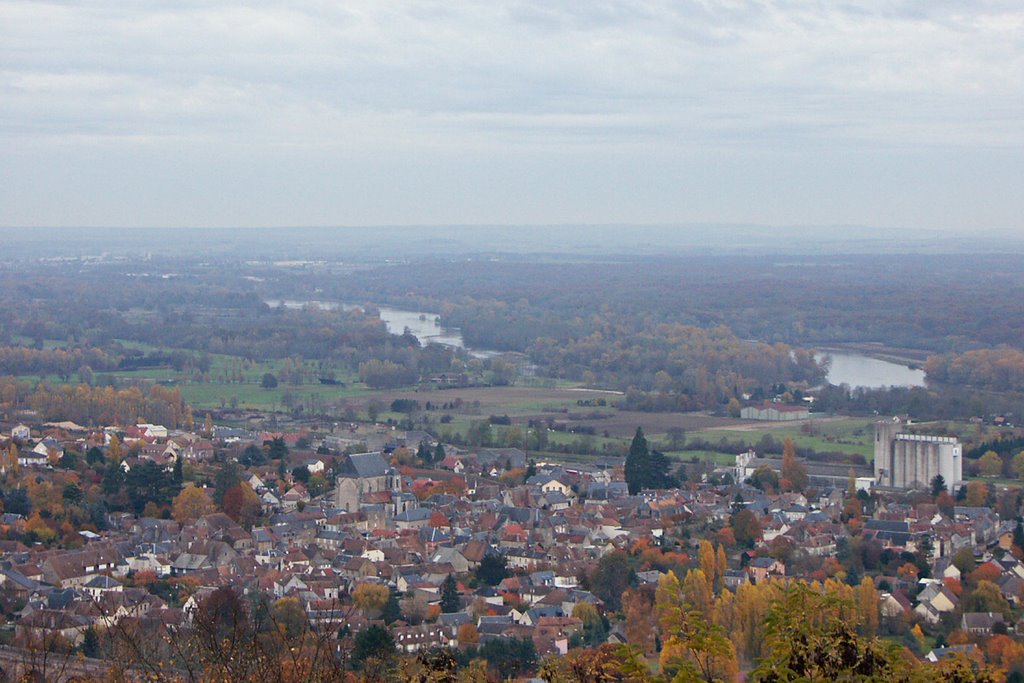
[0,404,1019,681]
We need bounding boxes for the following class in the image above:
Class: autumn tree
[749,582,903,683]
[715,544,728,589]
[731,508,762,548]
[656,570,738,683]
[966,480,989,507]
[856,576,880,637]
[457,623,479,645]
[732,582,773,665]
[621,588,656,655]
[780,437,808,492]
[271,596,308,641]
[353,583,390,618]
[107,434,121,463]
[962,580,1011,616]
[699,540,716,590]
[1013,451,1024,479]
[222,483,261,528]
[572,602,608,648]
[172,485,215,523]
[5,442,19,477]
[979,450,1004,478]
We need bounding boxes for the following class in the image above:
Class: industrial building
[873,418,962,492]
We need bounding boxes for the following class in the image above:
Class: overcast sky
[1,1,1021,232]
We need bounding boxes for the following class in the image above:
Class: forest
[0,250,1022,422]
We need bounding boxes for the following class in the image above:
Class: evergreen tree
[382,588,401,624]
[931,474,947,497]
[82,626,100,658]
[351,624,395,670]
[440,574,460,613]
[85,446,105,467]
[625,427,677,494]
[239,444,265,467]
[433,443,445,463]
[476,553,509,586]
[213,462,241,506]
[267,437,288,459]
[625,427,649,495]
[649,449,678,488]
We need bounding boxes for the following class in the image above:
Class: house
[42,544,122,587]
[747,557,785,583]
[84,574,123,600]
[17,449,49,468]
[393,623,455,653]
[961,612,1007,636]
[913,581,959,624]
[533,616,582,656]
[477,448,527,472]
[429,547,471,574]
[926,644,982,664]
[16,609,92,647]
[879,591,912,622]
[527,471,573,497]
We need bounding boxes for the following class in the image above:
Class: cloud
[0,0,1021,227]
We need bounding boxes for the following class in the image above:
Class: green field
[10,341,927,471]
[688,417,877,461]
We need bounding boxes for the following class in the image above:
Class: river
[263,299,497,358]
[265,299,924,386]
[820,351,926,389]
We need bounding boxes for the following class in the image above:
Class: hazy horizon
[2,223,1022,260]
[2,2,1021,233]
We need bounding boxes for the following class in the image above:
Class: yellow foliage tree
[656,571,739,683]
[698,540,716,591]
[966,480,989,507]
[910,624,926,650]
[683,568,714,621]
[25,511,56,544]
[1013,451,1024,480]
[107,434,121,463]
[715,544,728,590]
[857,576,879,637]
[172,486,215,523]
[352,582,390,617]
[7,443,19,477]
[979,450,1003,478]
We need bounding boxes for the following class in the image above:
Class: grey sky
[1,1,1021,231]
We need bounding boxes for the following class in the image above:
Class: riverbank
[816,342,931,366]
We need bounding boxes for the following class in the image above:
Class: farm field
[688,416,877,461]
